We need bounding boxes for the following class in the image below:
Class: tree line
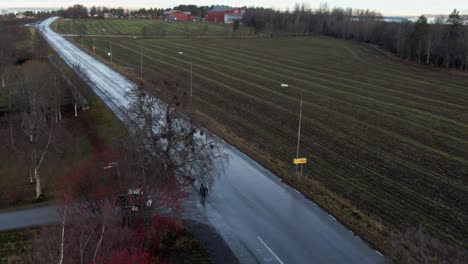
[56,4,213,19]
[242,5,468,70]
[57,4,127,19]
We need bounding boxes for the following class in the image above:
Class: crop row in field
[75,35,468,249]
[54,18,252,36]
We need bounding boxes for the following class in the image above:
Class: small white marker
[257,236,285,264]
[329,215,337,221]
[376,250,383,257]
[295,190,300,194]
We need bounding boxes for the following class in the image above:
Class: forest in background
[243,5,468,70]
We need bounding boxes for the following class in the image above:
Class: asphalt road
[32,17,385,264]
[0,206,59,232]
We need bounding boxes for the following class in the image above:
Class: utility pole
[109,40,113,66]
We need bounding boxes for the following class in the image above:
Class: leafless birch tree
[9,61,60,199]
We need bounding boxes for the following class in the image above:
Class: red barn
[164,10,192,21]
[206,6,246,23]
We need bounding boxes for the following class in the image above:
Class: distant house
[382,16,409,23]
[164,10,192,21]
[15,13,35,19]
[206,6,246,23]
[351,16,409,23]
[103,12,113,19]
[224,14,243,24]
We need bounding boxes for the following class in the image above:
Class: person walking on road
[200,183,208,203]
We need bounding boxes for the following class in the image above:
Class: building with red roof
[164,10,192,21]
[206,6,246,23]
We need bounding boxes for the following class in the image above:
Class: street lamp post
[140,49,143,82]
[109,40,113,66]
[281,83,304,176]
[132,38,143,82]
[178,51,193,108]
[190,62,193,106]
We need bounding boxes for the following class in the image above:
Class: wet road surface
[29,17,385,264]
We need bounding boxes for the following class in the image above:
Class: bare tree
[412,16,429,64]
[9,61,58,199]
[125,70,226,203]
[58,206,67,264]
[23,200,147,264]
[71,63,88,117]
[53,75,63,122]
[22,146,188,264]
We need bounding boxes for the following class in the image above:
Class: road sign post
[293,158,307,177]
[93,38,96,54]
[293,158,307,164]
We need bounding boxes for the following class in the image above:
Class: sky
[0,0,467,16]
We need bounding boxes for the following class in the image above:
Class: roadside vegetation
[1,15,219,263]
[0,228,38,264]
[65,31,468,256]
[17,37,223,262]
[0,20,97,207]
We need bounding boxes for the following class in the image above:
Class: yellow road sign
[293,158,307,164]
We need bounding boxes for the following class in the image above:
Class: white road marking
[257,236,285,264]
[376,250,383,257]
[329,215,337,221]
[295,190,300,194]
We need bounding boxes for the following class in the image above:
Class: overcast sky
[1,0,467,15]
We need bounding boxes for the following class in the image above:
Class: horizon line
[1,6,466,17]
